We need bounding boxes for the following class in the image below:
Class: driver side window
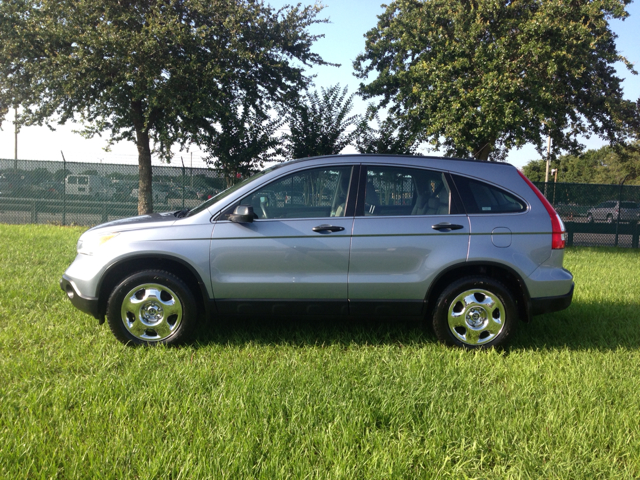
[239,166,353,219]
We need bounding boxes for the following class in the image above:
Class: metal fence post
[614,174,631,247]
[180,157,185,209]
[61,151,67,226]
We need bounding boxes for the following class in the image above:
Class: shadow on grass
[193,315,435,349]
[189,299,640,352]
[508,300,640,351]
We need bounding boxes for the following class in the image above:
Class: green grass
[1,224,640,479]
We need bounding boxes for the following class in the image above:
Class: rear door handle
[312,224,345,233]
[432,222,464,232]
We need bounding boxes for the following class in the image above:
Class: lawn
[1,224,639,479]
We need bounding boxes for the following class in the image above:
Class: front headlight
[77,232,119,256]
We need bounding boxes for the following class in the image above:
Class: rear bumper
[60,275,101,320]
[530,283,574,316]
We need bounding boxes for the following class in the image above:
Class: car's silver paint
[65,222,214,298]
[210,217,353,299]
[349,214,470,301]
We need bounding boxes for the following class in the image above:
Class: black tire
[606,214,613,224]
[432,276,517,349]
[586,213,594,223]
[106,270,198,346]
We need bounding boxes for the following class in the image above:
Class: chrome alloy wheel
[120,283,183,342]
[447,289,506,346]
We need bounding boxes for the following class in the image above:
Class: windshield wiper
[174,208,190,218]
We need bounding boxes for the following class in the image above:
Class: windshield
[186,167,274,217]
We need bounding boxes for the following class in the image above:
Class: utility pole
[544,136,551,197]
[14,107,18,169]
[544,136,551,183]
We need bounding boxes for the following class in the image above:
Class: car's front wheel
[432,276,517,349]
[106,270,197,346]
[586,213,594,223]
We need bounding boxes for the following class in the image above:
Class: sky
[0,0,638,170]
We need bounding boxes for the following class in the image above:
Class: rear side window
[621,202,638,209]
[452,175,526,214]
[363,166,453,216]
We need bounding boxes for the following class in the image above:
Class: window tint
[67,176,78,184]
[78,177,89,185]
[621,202,638,209]
[236,166,353,219]
[364,166,450,216]
[452,175,526,214]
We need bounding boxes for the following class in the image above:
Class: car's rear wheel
[606,214,614,224]
[587,213,594,223]
[432,276,517,349]
[106,270,197,346]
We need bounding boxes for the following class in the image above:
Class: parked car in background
[0,172,26,197]
[61,154,573,349]
[37,180,65,198]
[112,181,138,202]
[130,184,170,203]
[65,175,115,199]
[586,200,640,224]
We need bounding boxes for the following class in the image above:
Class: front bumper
[60,275,102,320]
[530,283,574,316]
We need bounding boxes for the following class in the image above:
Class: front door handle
[312,224,345,233]
[432,222,464,232]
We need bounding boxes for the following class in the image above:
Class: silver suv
[60,155,574,349]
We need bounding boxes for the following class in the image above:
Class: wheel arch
[96,254,212,323]
[424,261,532,324]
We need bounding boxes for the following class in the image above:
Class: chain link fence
[0,158,226,226]
[1,159,639,248]
[533,181,640,248]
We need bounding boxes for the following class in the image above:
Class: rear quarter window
[452,175,526,214]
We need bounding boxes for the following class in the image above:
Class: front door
[210,165,356,316]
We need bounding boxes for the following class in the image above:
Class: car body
[586,200,640,224]
[61,155,574,348]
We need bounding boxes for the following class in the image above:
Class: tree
[522,143,640,185]
[283,84,360,158]
[355,110,419,154]
[354,0,638,161]
[201,96,284,188]
[0,0,329,214]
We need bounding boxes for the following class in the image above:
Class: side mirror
[229,205,254,223]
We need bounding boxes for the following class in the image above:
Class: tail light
[517,171,566,249]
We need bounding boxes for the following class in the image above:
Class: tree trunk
[132,100,153,215]
[475,142,493,161]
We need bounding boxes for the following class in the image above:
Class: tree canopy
[355,111,419,155]
[282,84,360,159]
[0,0,329,213]
[354,0,638,161]
[522,142,640,185]
[201,96,284,188]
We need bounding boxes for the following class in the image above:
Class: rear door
[348,165,470,316]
